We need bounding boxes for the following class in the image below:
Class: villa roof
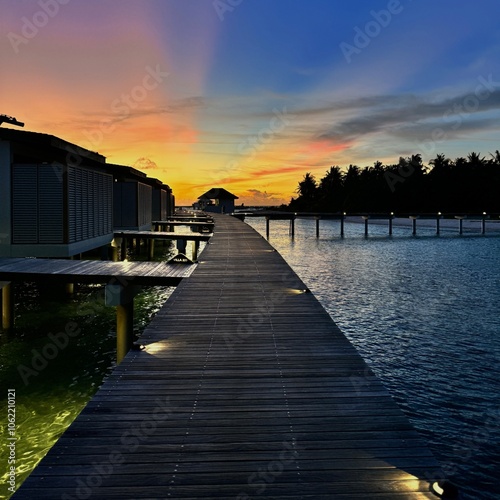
[198,188,238,200]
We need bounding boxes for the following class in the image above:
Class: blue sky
[2,0,500,204]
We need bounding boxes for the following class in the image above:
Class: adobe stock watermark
[46,63,169,184]
[223,268,300,352]
[416,74,500,157]
[16,274,138,386]
[213,0,243,21]
[340,0,404,63]
[236,439,303,499]
[424,409,500,491]
[385,74,500,192]
[17,321,81,386]
[82,64,170,152]
[61,396,174,500]
[7,0,70,54]
[209,106,294,187]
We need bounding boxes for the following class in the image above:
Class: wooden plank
[12,213,444,499]
[0,258,197,285]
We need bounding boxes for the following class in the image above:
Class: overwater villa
[0,128,173,258]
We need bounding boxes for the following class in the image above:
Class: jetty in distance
[237,209,500,239]
[12,214,454,499]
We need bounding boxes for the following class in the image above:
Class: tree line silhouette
[287,152,500,213]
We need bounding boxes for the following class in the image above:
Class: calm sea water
[246,217,500,500]
[0,240,193,498]
[2,224,499,499]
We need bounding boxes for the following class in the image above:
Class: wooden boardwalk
[153,221,215,230]
[0,258,196,286]
[115,230,212,242]
[13,214,443,499]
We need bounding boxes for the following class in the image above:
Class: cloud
[241,189,284,206]
[311,89,500,144]
[133,157,158,170]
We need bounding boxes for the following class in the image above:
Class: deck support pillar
[290,217,295,238]
[436,215,441,236]
[105,284,142,364]
[193,240,200,262]
[116,302,134,364]
[410,216,417,236]
[363,216,369,237]
[100,245,109,261]
[456,216,464,235]
[482,214,487,235]
[111,237,121,262]
[1,282,13,330]
[148,239,155,261]
[177,238,187,255]
[315,217,320,238]
[266,217,270,239]
[340,214,345,237]
[121,237,127,261]
[65,255,78,295]
[388,214,393,236]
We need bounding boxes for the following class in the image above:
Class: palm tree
[489,150,500,164]
[318,166,343,211]
[467,152,486,168]
[295,172,318,210]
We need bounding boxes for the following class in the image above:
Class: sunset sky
[2,0,500,205]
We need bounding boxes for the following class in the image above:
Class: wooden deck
[115,230,212,242]
[0,258,197,286]
[153,221,215,230]
[13,214,443,499]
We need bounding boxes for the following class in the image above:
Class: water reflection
[247,217,500,500]
[0,242,183,497]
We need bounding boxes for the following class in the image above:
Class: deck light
[431,480,459,499]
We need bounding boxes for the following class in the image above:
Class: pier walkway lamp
[431,479,460,498]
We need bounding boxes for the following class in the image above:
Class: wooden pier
[0,257,196,286]
[246,211,499,239]
[0,258,197,363]
[13,214,445,499]
[114,230,212,261]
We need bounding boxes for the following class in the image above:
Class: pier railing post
[341,213,345,237]
[1,282,13,330]
[362,216,369,237]
[266,216,270,240]
[315,216,320,238]
[389,213,393,236]
[482,213,487,235]
[436,213,441,236]
[290,216,296,238]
